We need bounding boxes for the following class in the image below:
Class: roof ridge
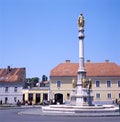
[50,62,120,77]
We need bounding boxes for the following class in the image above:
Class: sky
[0,0,120,79]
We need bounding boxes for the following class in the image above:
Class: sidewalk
[0,104,42,109]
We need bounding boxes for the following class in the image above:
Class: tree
[32,77,39,87]
[24,77,39,88]
[42,75,48,81]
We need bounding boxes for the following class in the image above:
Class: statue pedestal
[71,88,93,106]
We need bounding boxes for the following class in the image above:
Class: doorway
[54,93,63,104]
[36,94,40,104]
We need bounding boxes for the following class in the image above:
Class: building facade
[50,60,120,105]
[0,66,26,104]
[23,81,50,105]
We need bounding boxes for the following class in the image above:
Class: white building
[0,66,26,104]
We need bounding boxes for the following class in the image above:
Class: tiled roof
[50,61,120,77]
[0,66,26,83]
[41,81,49,84]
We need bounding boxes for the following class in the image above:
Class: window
[56,81,61,88]
[107,81,111,87]
[14,97,17,102]
[67,93,70,100]
[5,87,8,92]
[14,87,17,92]
[107,93,111,99]
[96,93,100,99]
[119,93,120,99]
[96,81,100,87]
[118,81,120,87]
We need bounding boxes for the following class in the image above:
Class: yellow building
[50,60,120,105]
[23,81,50,105]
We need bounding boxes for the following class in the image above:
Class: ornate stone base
[71,88,93,106]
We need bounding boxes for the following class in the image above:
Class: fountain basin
[42,104,119,114]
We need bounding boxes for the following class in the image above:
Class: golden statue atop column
[78,13,85,30]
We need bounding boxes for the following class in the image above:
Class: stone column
[71,14,93,106]
[75,26,86,106]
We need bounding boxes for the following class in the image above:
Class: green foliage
[24,75,48,88]
[24,77,39,88]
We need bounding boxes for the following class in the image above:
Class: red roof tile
[50,62,120,77]
[0,66,26,83]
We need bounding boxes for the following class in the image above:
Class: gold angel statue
[88,79,92,89]
[72,78,76,88]
[78,13,85,29]
[82,78,87,88]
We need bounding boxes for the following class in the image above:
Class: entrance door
[54,93,63,104]
[36,94,40,104]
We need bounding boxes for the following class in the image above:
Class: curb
[18,109,120,117]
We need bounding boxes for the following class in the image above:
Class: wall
[23,87,49,104]
[50,76,120,104]
[0,82,23,104]
[89,76,120,104]
[50,76,76,102]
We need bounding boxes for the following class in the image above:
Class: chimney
[86,60,91,63]
[65,60,71,63]
[7,66,11,72]
[105,59,109,63]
